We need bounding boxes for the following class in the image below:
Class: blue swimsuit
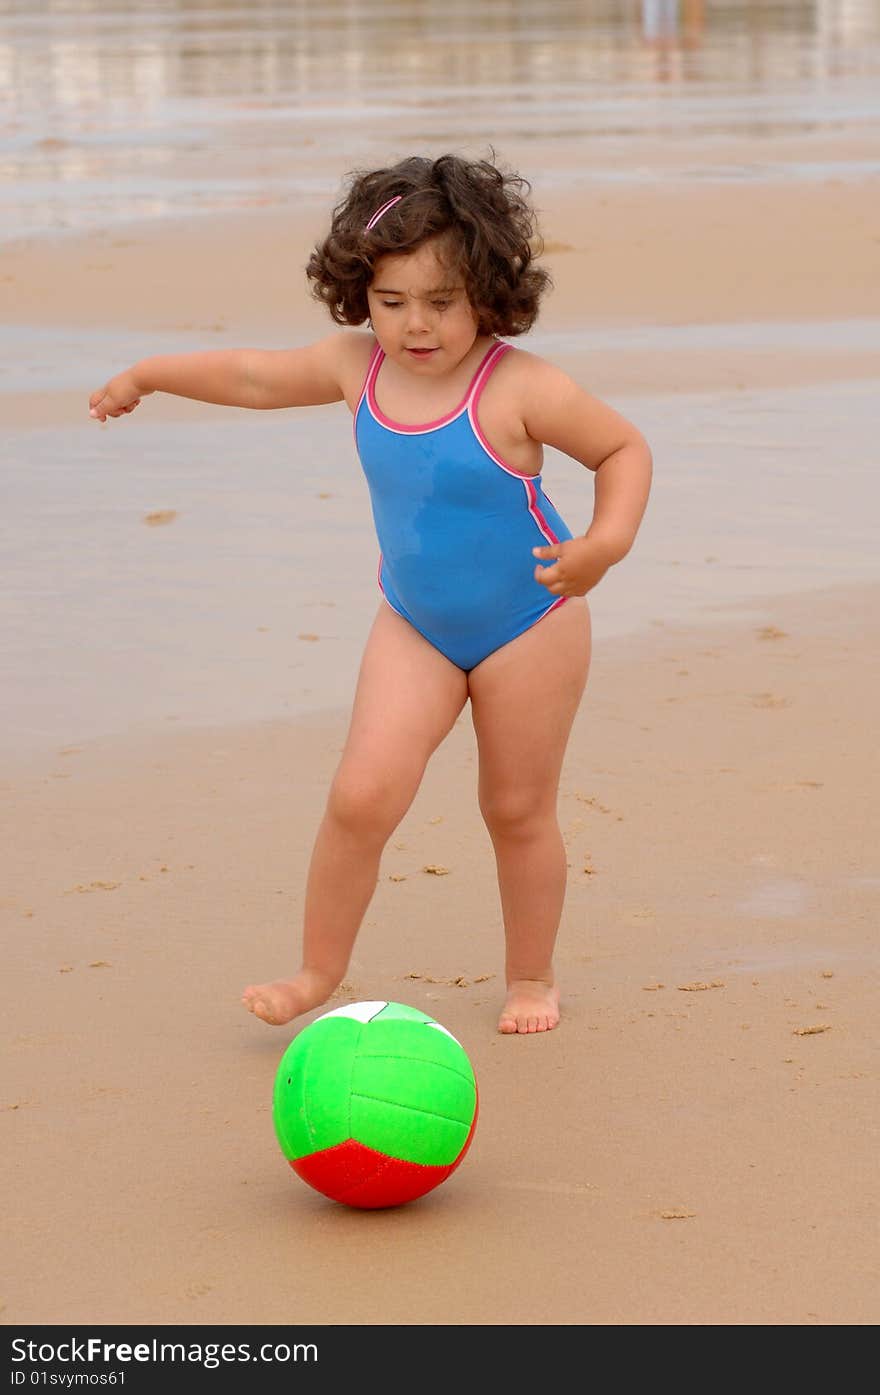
[354,339,573,672]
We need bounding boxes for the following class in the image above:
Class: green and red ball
[272,1000,478,1209]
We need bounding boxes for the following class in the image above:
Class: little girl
[89,153,652,1035]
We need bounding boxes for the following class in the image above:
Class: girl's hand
[532,536,617,597]
[89,371,149,422]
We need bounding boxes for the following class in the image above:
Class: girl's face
[366,239,481,376]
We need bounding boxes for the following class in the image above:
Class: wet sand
[4,171,880,759]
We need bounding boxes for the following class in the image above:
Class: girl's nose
[405,299,432,332]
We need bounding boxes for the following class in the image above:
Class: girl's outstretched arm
[517,353,653,598]
[88,333,352,422]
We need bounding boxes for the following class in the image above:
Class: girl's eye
[381,300,403,309]
[432,300,451,311]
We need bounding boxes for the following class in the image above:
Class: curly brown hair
[306,153,551,336]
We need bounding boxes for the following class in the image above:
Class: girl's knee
[327,764,414,839]
[479,788,556,841]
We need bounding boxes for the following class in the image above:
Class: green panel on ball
[350,1021,476,1166]
[273,1017,360,1161]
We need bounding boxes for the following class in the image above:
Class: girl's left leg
[467,598,591,1033]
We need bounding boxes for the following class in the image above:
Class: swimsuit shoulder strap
[355,340,384,414]
[467,340,512,411]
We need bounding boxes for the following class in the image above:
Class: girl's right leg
[242,605,469,1025]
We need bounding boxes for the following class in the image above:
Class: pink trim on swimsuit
[365,342,500,435]
[468,345,564,548]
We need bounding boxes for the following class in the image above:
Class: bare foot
[241,968,340,1026]
[498,979,560,1035]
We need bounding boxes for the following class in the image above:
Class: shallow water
[3,0,880,238]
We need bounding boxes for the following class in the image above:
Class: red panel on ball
[291,1118,477,1209]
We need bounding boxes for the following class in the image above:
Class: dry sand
[3,172,879,1328]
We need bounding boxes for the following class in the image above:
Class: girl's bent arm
[521,357,652,549]
[89,335,348,421]
[518,354,653,596]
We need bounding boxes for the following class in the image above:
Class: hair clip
[365,195,403,232]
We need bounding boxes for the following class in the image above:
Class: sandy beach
[3,0,880,1336]
[4,578,879,1327]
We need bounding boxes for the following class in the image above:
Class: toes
[498,1011,559,1034]
[242,991,275,1023]
[253,1000,280,1025]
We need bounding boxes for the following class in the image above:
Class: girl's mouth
[406,347,437,358]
